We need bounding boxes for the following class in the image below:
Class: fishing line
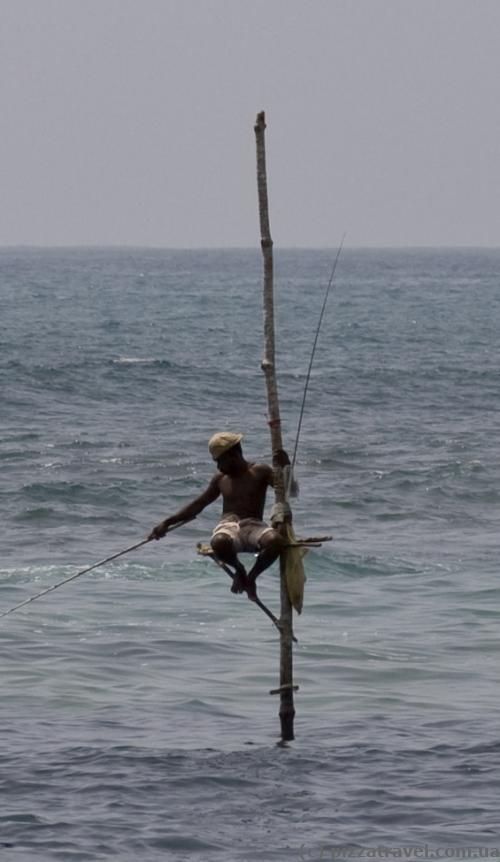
[287,234,346,496]
[0,519,190,620]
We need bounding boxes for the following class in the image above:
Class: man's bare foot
[231,571,248,594]
[246,576,258,602]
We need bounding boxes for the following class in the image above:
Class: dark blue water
[1,247,500,860]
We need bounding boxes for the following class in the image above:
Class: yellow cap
[208,432,243,460]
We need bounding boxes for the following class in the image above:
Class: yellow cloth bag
[283,522,307,614]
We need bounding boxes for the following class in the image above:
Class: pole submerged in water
[254,111,295,742]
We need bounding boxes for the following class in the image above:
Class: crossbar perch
[197,543,298,643]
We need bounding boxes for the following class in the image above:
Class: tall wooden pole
[254,111,295,742]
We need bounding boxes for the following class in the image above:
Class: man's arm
[267,450,298,496]
[267,449,290,487]
[149,474,221,540]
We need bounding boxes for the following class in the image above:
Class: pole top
[254,111,266,132]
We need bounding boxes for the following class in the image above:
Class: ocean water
[1,247,500,860]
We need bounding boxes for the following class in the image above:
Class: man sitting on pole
[149,432,287,599]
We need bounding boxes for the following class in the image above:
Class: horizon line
[1,243,499,252]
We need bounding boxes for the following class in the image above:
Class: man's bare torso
[217,462,272,520]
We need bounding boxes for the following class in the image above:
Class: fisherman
[149,432,287,600]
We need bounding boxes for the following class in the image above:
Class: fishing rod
[0,519,191,621]
[286,234,346,497]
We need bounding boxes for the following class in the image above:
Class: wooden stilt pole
[254,111,295,742]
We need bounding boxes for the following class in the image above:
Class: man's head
[208,431,245,475]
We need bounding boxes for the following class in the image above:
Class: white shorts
[211,515,275,553]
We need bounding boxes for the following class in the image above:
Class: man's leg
[246,530,287,600]
[210,533,248,593]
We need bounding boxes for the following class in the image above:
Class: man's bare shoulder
[249,462,273,480]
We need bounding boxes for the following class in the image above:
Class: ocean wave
[111,356,160,365]
[20,481,131,505]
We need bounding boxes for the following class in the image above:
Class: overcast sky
[1,0,498,247]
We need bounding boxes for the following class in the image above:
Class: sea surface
[1,247,500,860]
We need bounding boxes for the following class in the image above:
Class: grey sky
[1,0,498,247]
